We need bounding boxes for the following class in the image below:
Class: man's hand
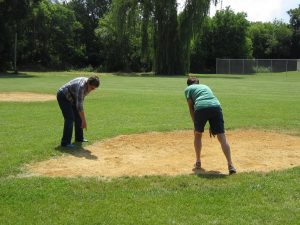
[81,120,87,130]
[79,111,87,130]
[187,99,195,122]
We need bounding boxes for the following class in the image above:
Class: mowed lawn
[0,71,299,225]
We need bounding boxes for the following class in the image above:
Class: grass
[0,71,299,224]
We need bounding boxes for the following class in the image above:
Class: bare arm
[79,111,87,130]
[187,99,195,122]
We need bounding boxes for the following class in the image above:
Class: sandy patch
[0,92,55,102]
[27,130,300,177]
[26,130,300,178]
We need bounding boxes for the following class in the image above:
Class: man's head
[87,75,100,92]
[187,76,199,86]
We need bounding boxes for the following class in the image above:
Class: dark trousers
[57,91,83,146]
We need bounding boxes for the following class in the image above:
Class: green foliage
[67,0,111,67]
[96,0,144,72]
[38,0,84,67]
[1,0,300,74]
[178,0,212,74]
[96,0,214,75]
[0,0,41,71]
[153,0,179,75]
[191,7,252,73]
[249,21,292,59]
[212,7,252,58]
[248,22,276,58]
[288,5,300,58]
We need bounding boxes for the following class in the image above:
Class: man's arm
[187,99,195,122]
[79,111,87,130]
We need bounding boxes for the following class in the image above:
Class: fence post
[271,59,273,73]
[286,60,288,78]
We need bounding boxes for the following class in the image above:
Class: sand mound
[26,130,300,178]
[0,92,55,102]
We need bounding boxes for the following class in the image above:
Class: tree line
[0,0,299,74]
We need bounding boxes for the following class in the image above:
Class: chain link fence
[216,59,300,74]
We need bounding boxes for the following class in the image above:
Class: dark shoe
[61,144,76,148]
[228,165,236,175]
[76,139,88,143]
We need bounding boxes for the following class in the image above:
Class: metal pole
[14,31,17,73]
[243,59,245,74]
[286,60,288,79]
[271,59,272,75]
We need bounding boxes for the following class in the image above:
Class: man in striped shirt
[57,75,100,148]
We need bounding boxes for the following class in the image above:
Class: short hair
[187,76,199,86]
[88,75,100,88]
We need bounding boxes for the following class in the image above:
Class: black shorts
[194,107,224,134]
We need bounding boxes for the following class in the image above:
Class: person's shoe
[61,144,76,148]
[228,165,236,175]
[76,139,88,143]
[193,161,201,170]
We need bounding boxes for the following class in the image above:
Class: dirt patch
[26,130,300,177]
[0,92,55,102]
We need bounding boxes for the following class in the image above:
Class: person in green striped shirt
[184,76,236,175]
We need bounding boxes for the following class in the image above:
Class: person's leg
[216,134,236,174]
[57,92,74,146]
[194,131,203,164]
[209,107,236,174]
[193,109,208,169]
[73,105,84,142]
[216,133,233,165]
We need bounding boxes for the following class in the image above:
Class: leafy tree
[152,0,178,74]
[66,0,111,67]
[271,20,292,58]
[288,5,300,58]
[0,0,41,71]
[177,0,212,74]
[248,22,275,58]
[20,0,85,68]
[249,21,292,59]
[96,0,144,72]
[190,7,252,73]
[96,0,216,75]
[212,7,252,58]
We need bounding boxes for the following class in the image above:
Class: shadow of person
[191,168,227,179]
[54,145,98,160]
[0,72,36,78]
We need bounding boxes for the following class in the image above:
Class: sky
[177,0,299,23]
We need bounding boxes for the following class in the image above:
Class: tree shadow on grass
[0,72,36,78]
[198,75,246,79]
[112,72,251,79]
[112,72,186,78]
[191,168,227,179]
[54,144,98,160]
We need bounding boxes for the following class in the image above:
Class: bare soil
[26,130,300,178]
[0,92,55,102]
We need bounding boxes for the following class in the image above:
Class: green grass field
[0,71,299,224]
